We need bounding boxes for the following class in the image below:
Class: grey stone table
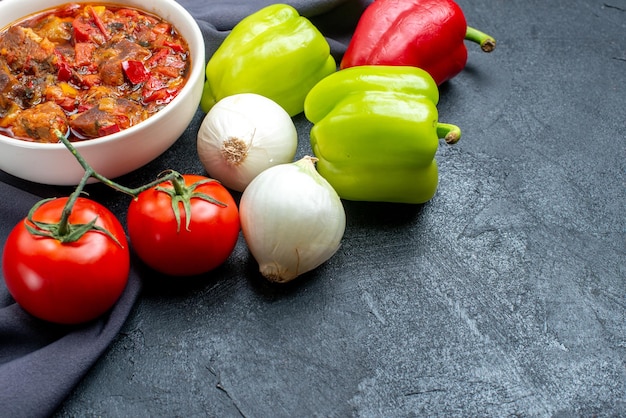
[3,0,625,416]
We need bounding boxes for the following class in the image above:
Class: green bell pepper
[200,4,337,117]
[304,65,461,204]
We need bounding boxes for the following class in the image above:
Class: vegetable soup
[0,2,191,142]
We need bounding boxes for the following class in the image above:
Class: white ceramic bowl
[0,0,205,185]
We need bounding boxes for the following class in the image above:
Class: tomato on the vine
[127,174,240,276]
[2,197,130,324]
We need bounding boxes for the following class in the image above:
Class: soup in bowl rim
[0,0,205,185]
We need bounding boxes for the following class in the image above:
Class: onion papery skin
[197,93,298,192]
[239,156,346,283]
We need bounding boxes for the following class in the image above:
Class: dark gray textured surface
[3,0,625,416]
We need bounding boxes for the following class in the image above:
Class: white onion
[196,93,298,192]
[240,156,346,283]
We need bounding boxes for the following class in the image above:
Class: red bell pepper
[56,60,72,82]
[89,6,110,41]
[97,123,121,137]
[74,42,96,67]
[340,0,496,85]
[122,60,150,84]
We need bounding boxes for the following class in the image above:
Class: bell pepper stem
[437,123,461,145]
[465,26,496,53]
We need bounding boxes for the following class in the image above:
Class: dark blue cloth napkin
[0,1,365,416]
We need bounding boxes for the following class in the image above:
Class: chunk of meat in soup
[0,26,56,75]
[70,97,147,138]
[0,27,54,109]
[11,101,69,142]
[98,38,150,86]
[0,64,18,121]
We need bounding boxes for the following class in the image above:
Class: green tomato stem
[465,26,496,53]
[52,130,180,238]
[23,130,201,245]
[55,131,178,197]
[54,130,227,236]
[56,169,92,236]
[170,171,189,196]
[436,123,462,145]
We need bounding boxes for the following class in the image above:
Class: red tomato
[2,197,130,324]
[127,174,240,276]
